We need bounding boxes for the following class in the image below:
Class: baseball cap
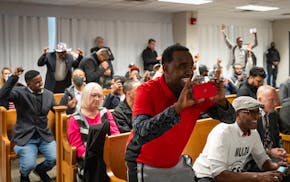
[232,96,264,111]
[55,42,71,52]
[128,63,135,68]
[130,66,140,72]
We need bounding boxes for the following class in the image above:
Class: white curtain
[0,14,48,84]
[56,17,173,75]
[198,23,272,77]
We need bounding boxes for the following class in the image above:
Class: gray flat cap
[232,96,264,111]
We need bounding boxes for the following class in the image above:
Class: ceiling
[3,0,290,20]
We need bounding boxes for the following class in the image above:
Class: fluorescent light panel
[158,0,212,5]
[236,5,279,11]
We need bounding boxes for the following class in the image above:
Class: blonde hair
[0,67,12,88]
[78,82,103,109]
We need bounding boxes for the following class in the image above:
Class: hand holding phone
[277,165,288,173]
[249,28,257,34]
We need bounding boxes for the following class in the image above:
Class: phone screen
[277,166,288,173]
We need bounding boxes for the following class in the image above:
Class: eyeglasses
[90,93,103,99]
[240,109,261,117]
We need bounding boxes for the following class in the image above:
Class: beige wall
[173,11,198,54]
[273,19,290,85]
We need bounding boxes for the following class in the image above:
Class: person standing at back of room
[37,42,83,93]
[142,38,162,71]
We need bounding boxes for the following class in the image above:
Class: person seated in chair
[243,85,289,177]
[193,96,288,182]
[103,75,126,109]
[113,80,141,133]
[68,82,120,181]
[0,68,57,182]
[237,67,266,99]
[59,68,86,114]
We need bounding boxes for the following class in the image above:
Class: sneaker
[34,166,51,182]
[20,174,30,182]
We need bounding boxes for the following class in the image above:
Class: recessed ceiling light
[236,5,279,12]
[158,0,212,5]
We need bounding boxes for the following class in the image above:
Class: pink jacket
[68,110,120,157]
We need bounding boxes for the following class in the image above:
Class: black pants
[53,80,70,93]
[127,161,138,182]
[267,63,278,88]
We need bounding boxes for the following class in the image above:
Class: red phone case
[192,82,217,99]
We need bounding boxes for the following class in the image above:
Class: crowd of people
[0,28,289,182]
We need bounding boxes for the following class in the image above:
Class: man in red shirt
[125,44,236,182]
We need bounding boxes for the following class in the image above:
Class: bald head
[257,85,279,113]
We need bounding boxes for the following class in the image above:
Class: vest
[73,107,110,146]
[73,107,110,181]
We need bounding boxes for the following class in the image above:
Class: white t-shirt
[234,46,247,67]
[193,122,269,178]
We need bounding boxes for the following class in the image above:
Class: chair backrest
[0,106,55,140]
[183,118,220,162]
[279,133,290,163]
[225,94,236,104]
[60,113,77,182]
[0,107,16,140]
[54,93,64,104]
[103,89,111,97]
[104,132,130,180]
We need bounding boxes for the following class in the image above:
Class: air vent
[124,0,149,2]
[240,9,255,13]
[281,13,290,16]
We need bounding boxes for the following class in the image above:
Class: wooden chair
[279,133,290,163]
[0,107,16,182]
[53,106,69,182]
[0,107,57,182]
[104,132,130,182]
[59,113,77,182]
[60,112,129,182]
[225,94,236,104]
[182,118,220,163]
[275,105,282,112]
[54,93,64,104]
[103,89,112,96]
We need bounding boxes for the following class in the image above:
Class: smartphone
[277,165,288,173]
[192,82,216,99]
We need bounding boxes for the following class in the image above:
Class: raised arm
[252,32,258,49]
[37,47,49,66]
[221,24,234,49]
[71,48,84,68]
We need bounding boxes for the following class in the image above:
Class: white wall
[0,2,172,23]
[172,13,273,77]
[197,15,272,74]
[0,2,173,78]
[173,12,187,46]
[273,19,290,86]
